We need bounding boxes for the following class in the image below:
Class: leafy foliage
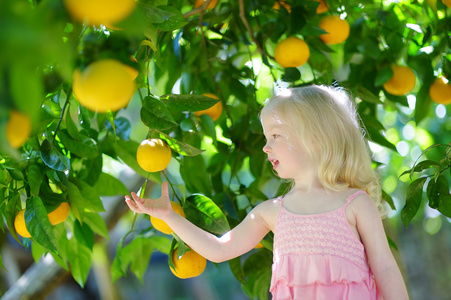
[0,0,450,298]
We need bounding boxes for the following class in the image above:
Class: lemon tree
[1,0,451,298]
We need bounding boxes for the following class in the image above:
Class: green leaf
[93,172,129,196]
[65,106,82,140]
[159,94,219,111]
[281,68,301,82]
[25,196,58,253]
[141,5,187,31]
[180,155,211,195]
[0,253,5,271]
[67,182,85,222]
[382,190,396,210]
[415,83,433,124]
[365,126,397,152]
[83,212,109,239]
[184,194,230,235]
[57,130,99,159]
[67,237,92,288]
[141,96,178,130]
[400,159,440,179]
[375,66,393,86]
[74,219,95,251]
[157,130,204,156]
[104,117,131,140]
[112,235,170,282]
[229,257,246,284]
[27,164,43,196]
[401,177,427,227]
[75,180,105,212]
[5,194,22,245]
[40,139,70,172]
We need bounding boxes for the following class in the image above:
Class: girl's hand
[124,182,172,219]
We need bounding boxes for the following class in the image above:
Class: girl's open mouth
[269,159,279,169]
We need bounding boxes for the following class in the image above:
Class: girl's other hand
[125,182,172,219]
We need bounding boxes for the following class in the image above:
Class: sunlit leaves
[401,177,427,227]
[67,237,92,288]
[25,196,58,253]
[111,235,171,283]
[184,194,230,235]
[93,172,129,196]
[40,139,70,172]
[141,95,178,130]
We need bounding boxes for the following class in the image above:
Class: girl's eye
[272,134,280,139]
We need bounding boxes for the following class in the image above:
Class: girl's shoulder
[345,189,380,218]
[252,197,283,231]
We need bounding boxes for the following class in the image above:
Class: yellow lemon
[5,110,31,149]
[63,0,136,26]
[429,76,451,104]
[136,139,172,173]
[151,201,186,235]
[14,209,31,238]
[48,202,70,225]
[319,15,350,45]
[274,37,310,68]
[72,59,136,113]
[194,93,223,121]
[170,248,207,279]
[383,65,416,96]
[315,0,328,14]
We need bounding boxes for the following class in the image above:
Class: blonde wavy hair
[261,85,384,213]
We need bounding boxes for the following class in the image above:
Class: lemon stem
[52,89,71,145]
[162,171,182,204]
[131,178,148,230]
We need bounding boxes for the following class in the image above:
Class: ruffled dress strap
[345,190,368,204]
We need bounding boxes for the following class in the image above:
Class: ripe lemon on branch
[151,202,186,235]
[72,59,136,113]
[170,248,207,279]
[48,202,70,225]
[274,37,310,68]
[194,93,223,121]
[136,139,172,173]
[63,0,136,27]
[14,210,31,238]
[383,65,416,96]
[319,15,350,45]
[5,110,31,149]
[429,76,451,104]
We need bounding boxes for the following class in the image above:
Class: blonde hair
[261,85,383,213]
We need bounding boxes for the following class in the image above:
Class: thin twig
[52,89,71,144]
[238,0,263,55]
[162,171,182,203]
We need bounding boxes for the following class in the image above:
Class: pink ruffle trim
[270,254,375,291]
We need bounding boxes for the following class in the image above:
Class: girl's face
[261,111,314,181]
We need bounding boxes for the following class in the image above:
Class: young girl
[125,85,409,300]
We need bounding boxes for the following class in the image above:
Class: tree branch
[238,0,263,55]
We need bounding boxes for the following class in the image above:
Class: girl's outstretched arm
[125,183,273,263]
[352,195,409,300]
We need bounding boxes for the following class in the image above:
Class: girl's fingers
[125,198,140,213]
[161,181,169,199]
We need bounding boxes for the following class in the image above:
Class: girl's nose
[263,143,271,153]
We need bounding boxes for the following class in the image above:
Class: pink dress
[270,190,381,300]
